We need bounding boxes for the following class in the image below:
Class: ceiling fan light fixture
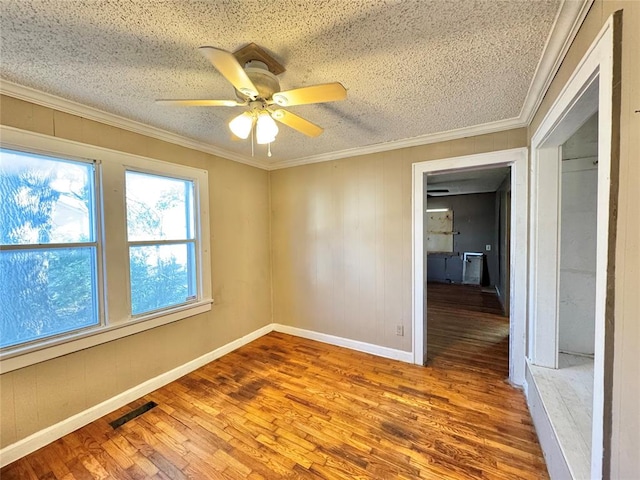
[239,87,258,98]
[272,93,288,106]
[229,111,255,139]
[256,111,279,144]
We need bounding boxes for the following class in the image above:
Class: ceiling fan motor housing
[239,60,280,100]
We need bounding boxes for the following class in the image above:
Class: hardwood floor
[426,282,509,375]
[2,285,548,479]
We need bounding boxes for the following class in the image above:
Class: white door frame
[529,15,615,479]
[412,147,528,386]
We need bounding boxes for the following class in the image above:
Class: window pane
[129,243,196,315]
[126,171,194,241]
[0,149,95,245]
[0,247,99,348]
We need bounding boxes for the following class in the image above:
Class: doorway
[424,167,511,368]
[527,15,616,479]
[412,148,528,385]
[529,83,605,480]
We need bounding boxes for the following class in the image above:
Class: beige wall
[529,2,639,476]
[270,129,526,352]
[0,95,273,448]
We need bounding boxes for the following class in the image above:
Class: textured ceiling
[0,0,562,165]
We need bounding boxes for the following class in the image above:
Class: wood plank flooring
[2,285,548,479]
[426,282,510,375]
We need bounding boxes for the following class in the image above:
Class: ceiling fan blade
[271,109,323,137]
[272,82,347,106]
[155,99,243,107]
[199,46,259,98]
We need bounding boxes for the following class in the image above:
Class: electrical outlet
[485,244,491,251]
[396,325,404,336]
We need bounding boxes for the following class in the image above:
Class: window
[125,171,196,315]
[0,150,100,348]
[0,128,211,371]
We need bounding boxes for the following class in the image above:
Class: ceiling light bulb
[256,111,279,144]
[229,112,254,139]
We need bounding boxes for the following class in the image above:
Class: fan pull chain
[251,127,255,157]
[268,142,272,158]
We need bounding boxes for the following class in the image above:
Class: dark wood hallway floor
[2,286,548,479]
[426,282,510,376]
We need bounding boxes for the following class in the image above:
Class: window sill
[0,299,213,374]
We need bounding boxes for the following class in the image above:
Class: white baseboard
[525,361,572,480]
[273,324,413,363]
[1,322,412,467]
[0,324,273,467]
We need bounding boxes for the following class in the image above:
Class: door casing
[412,147,528,385]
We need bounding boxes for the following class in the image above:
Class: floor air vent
[109,401,158,429]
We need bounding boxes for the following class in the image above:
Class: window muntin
[125,171,197,316]
[0,149,100,348]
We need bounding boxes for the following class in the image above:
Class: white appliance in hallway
[462,252,484,285]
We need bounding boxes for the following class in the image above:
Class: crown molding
[0,79,526,171]
[0,80,268,170]
[0,1,590,172]
[265,117,527,170]
[519,0,595,126]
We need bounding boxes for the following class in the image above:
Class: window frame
[0,126,213,373]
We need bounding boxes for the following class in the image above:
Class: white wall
[559,115,598,355]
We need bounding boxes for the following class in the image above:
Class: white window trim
[0,125,213,373]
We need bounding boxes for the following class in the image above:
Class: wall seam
[267,170,275,325]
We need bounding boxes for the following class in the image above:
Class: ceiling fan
[427,188,450,197]
[156,43,347,155]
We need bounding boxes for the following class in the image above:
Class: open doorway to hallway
[424,167,511,371]
[412,147,528,386]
